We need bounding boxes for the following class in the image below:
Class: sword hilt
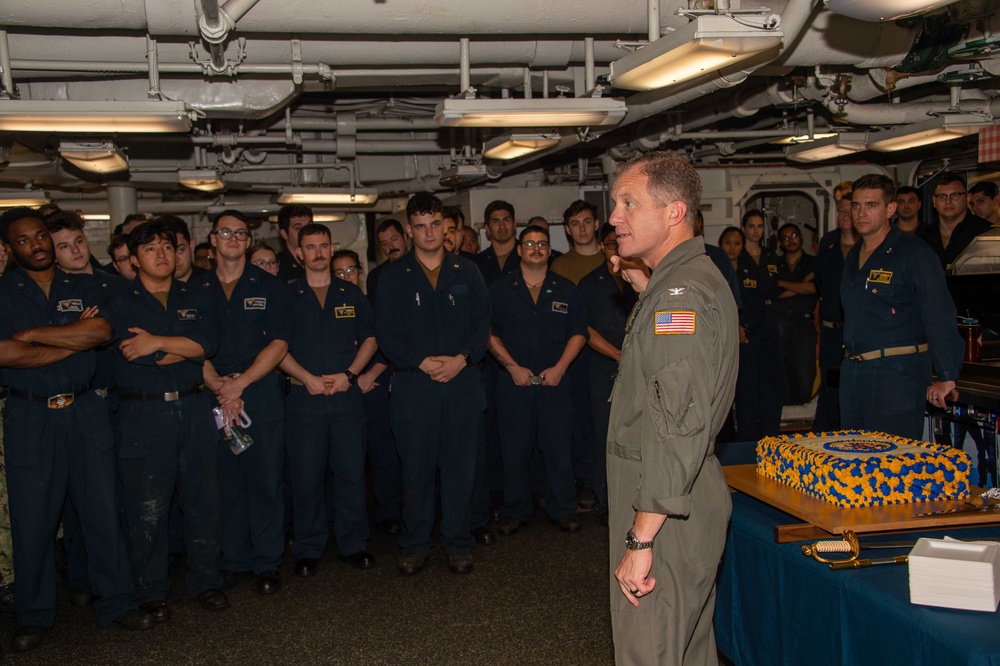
[801,530,860,564]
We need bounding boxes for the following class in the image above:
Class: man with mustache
[282,224,378,576]
[487,225,588,536]
[365,218,408,301]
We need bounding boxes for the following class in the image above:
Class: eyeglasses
[334,266,360,278]
[933,192,966,202]
[603,240,619,250]
[779,231,800,242]
[252,259,278,269]
[212,228,251,241]
[114,255,132,264]
[522,240,549,250]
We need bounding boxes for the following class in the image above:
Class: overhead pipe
[692,137,785,159]
[0,31,14,98]
[190,134,446,153]
[647,0,660,43]
[270,117,440,131]
[145,36,161,99]
[460,38,471,94]
[821,96,1000,125]
[9,59,332,76]
[3,2,654,34]
[107,184,138,226]
[674,130,814,139]
[199,0,263,73]
[584,37,595,92]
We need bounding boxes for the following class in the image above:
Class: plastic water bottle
[213,407,254,455]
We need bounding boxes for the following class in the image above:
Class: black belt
[119,384,205,402]
[8,385,90,409]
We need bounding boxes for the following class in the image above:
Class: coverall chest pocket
[447,283,471,319]
[648,357,703,439]
[862,283,899,319]
[242,304,269,332]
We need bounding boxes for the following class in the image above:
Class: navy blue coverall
[773,252,817,406]
[0,268,139,629]
[108,276,222,602]
[490,269,588,523]
[61,270,129,595]
[840,225,964,439]
[472,244,517,524]
[812,229,848,431]
[200,265,291,576]
[578,263,637,514]
[375,251,489,557]
[733,249,782,441]
[362,271,402,527]
[285,279,374,558]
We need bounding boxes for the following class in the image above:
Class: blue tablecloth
[715,490,1000,666]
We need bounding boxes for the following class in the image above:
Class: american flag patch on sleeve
[654,310,696,335]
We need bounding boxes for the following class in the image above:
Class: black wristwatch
[625,529,654,551]
[462,353,472,366]
[344,369,359,385]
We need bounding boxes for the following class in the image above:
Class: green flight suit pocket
[648,357,703,438]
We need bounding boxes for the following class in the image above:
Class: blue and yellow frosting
[756,431,972,508]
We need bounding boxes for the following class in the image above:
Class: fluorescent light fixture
[0,190,51,208]
[0,100,192,133]
[867,114,985,152]
[771,132,838,146]
[609,14,783,91]
[81,213,112,221]
[178,169,225,192]
[435,97,627,128]
[276,188,379,205]
[827,0,959,22]
[786,133,868,162]
[268,213,346,223]
[483,133,561,160]
[58,142,129,173]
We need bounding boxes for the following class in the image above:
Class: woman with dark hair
[726,216,782,441]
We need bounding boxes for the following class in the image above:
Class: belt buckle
[845,351,864,363]
[47,392,74,409]
[163,390,180,402]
